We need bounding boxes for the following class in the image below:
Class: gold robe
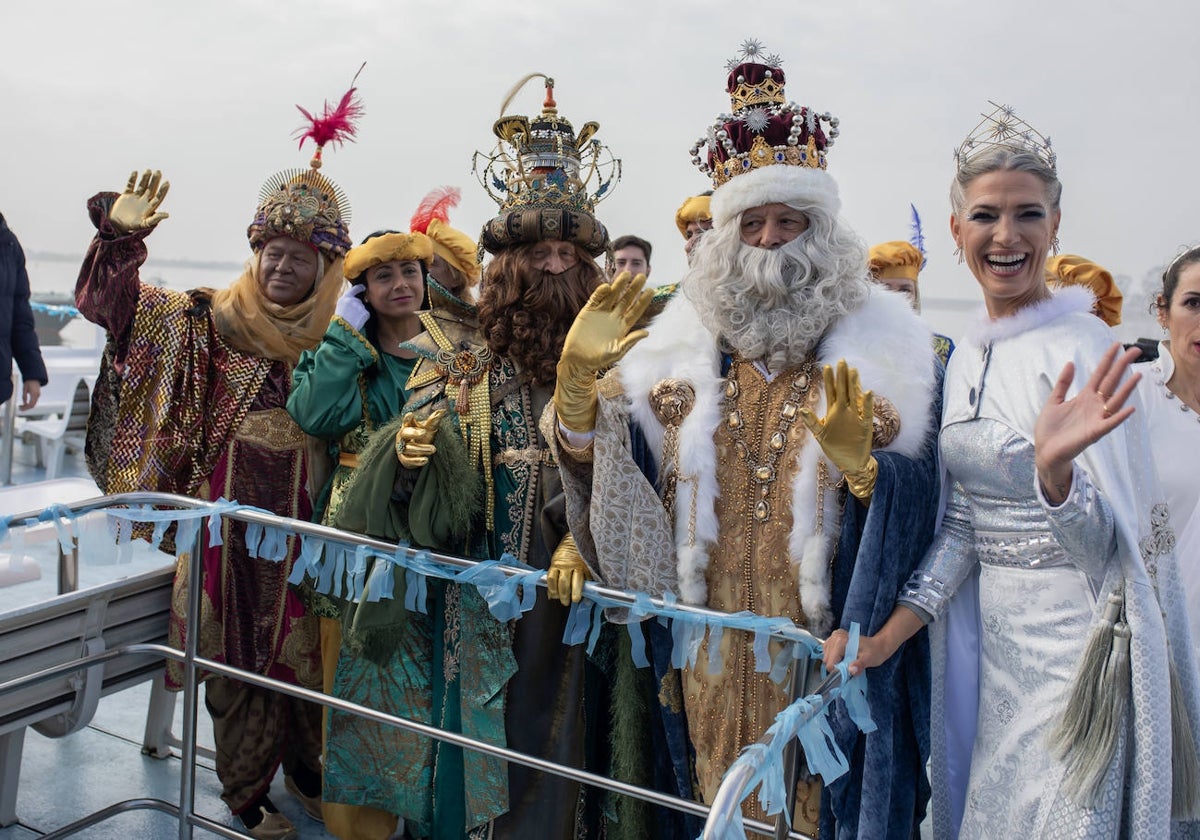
[683,356,823,832]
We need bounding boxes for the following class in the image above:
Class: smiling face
[258,237,319,306]
[950,169,1060,318]
[739,203,811,249]
[364,259,425,322]
[1160,261,1200,378]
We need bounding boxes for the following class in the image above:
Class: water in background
[27,254,243,350]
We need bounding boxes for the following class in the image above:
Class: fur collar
[961,285,1096,347]
[616,285,938,626]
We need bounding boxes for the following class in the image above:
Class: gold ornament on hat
[473,74,620,256]
[954,101,1056,174]
[247,64,364,257]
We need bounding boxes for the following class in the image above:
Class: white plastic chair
[15,376,90,479]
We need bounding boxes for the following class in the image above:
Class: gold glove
[394,409,446,470]
[799,360,878,502]
[110,170,171,234]
[554,271,654,433]
[546,533,591,606]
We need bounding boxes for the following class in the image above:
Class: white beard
[684,232,869,372]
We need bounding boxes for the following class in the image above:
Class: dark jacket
[0,212,48,405]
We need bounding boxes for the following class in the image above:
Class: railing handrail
[1,491,851,839]
[3,490,824,649]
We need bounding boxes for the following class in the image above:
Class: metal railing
[0,492,849,839]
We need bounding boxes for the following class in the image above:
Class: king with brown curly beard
[320,76,697,840]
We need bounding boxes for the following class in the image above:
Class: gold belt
[234,407,306,452]
[338,451,360,468]
[493,447,557,469]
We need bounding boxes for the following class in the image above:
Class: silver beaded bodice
[900,416,1116,623]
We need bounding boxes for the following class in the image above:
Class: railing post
[176,522,204,840]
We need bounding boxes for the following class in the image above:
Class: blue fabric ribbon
[562,600,595,646]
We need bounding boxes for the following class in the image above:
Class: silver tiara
[954,101,1055,173]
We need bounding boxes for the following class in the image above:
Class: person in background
[287,228,433,839]
[869,229,955,366]
[1135,245,1200,669]
[0,211,47,411]
[610,233,652,279]
[408,186,482,303]
[1045,253,1123,327]
[675,191,713,264]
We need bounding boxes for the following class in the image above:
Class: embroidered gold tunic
[683,357,821,831]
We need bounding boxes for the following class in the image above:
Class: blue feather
[909,203,927,268]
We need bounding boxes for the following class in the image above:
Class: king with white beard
[548,42,944,839]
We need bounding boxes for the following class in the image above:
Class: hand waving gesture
[554,271,654,432]
[1034,342,1141,504]
[110,169,170,235]
[799,360,879,500]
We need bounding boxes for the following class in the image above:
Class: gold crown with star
[690,39,840,187]
[954,101,1056,174]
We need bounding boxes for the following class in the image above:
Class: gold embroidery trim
[493,447,557,469]
[416,310,496,529]
[235,408,306,451]
[871,396,901,448]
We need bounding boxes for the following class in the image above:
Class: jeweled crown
[473,75,620,217]
[954,101,1056,174]
[690,39,840,187]
[473,74,620,256]
[247,69,361,258]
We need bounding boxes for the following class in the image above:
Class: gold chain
[722,353,818,523]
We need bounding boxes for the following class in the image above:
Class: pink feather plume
[410,186,462,234]
[294,63,366,150]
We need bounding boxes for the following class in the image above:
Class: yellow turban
[344,232,434,282]
[427,218,482,286]
[868,241,923,282]
[675,195,712,238]
[1045,254,1123,326]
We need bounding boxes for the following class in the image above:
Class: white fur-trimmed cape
[617,285,937,634]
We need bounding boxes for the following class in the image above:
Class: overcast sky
[4,0,1198,338]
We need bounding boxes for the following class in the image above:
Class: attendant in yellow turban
[1045,253,1123,327]
[869,239,955,365]
[675,191,712,264]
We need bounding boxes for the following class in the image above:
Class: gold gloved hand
[546,533,591,606]
[394,409,446,470]
[110,170,171,235]
[799,360,878,502]
[554,271,654,433]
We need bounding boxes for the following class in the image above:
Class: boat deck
[0,436,340,839]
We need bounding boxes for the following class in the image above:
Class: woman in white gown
[1135,248,1200,666]
[824,105,1200,839]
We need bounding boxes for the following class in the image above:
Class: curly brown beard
[477,243,605,386]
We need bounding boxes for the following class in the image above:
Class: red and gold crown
[690,39,839,188]
[473,74,620,256]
